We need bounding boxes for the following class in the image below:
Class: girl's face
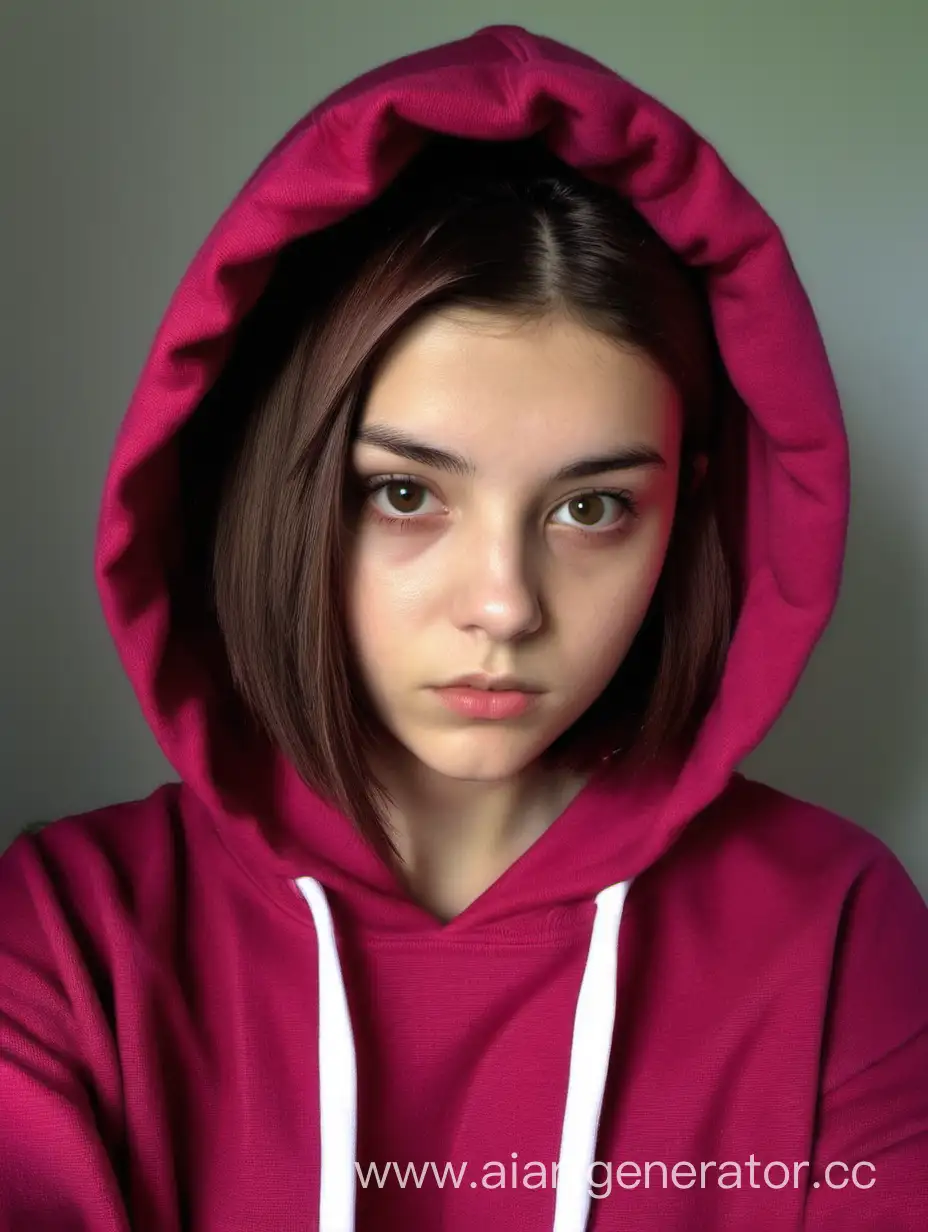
[345,307,682,785]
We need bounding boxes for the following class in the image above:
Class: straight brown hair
[198,134,737,861]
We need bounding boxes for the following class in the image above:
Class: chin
[402,728,551,783]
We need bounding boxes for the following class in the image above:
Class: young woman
[2,23,926,1232]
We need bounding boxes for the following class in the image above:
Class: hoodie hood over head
[95,24,849,934]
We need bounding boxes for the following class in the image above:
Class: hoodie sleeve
[0,832,130,1231]
[805,847,928,1228]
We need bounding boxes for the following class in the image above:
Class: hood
[94,23,849,932]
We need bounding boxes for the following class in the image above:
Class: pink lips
[432,687,539,720]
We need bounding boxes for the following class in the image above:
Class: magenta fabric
[2,23,926,1230]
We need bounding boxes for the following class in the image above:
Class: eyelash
[358,474,640,538]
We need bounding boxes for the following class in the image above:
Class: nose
[450,521,543,642]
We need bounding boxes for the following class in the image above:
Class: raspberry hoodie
[2,23,927,1232]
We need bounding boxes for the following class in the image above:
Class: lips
[432,685,541,720]
[440,673,543,693]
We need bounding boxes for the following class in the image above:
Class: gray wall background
[3,1,926,894]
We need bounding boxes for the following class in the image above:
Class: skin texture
[346,308,683,918]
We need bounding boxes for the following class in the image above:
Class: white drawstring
[552,880,631,1231]
[296,877,358,1232]
[296,875,633,1232]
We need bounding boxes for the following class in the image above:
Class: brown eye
[383,480,427,514]
[363,477,441,521]
[550,491,639,533]
[566,494,606,527]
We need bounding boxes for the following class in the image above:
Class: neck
[370,744,590,921]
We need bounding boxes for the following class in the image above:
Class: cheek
[557,533,670,662]
[346,551,428,670]
[352,555,432,615]
[349,524,444,611]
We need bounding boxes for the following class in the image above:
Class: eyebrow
[353,424,667,482]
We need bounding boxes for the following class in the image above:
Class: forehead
[357,308,680,458]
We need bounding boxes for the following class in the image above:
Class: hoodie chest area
[113,883,832,1230]
[342,923,825,1149]
[347,936,591,1160]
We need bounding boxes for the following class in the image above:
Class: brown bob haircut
[183,133,738,860]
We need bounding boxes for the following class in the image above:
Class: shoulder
[651,770,928,987]
[0,782,218,955]
[694,769,921,897]
[3,782,182,880]
[650,773,928,1090]
[708,773,928,1045]
[721,776,928,1097]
